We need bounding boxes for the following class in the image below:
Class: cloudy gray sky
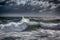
[0,0,60,17]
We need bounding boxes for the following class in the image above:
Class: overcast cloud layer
[0,0,60,17]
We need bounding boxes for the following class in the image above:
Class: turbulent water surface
[0,17,60,40]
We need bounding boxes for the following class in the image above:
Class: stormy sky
[0,0,60,17]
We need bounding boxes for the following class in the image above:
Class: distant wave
[40,22,60,29]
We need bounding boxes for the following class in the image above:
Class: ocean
[0,17,60,40]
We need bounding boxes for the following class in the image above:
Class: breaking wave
[0,22,27,32]
[0,18,29,32]
[40,22,60,29]
[0,17,60,32]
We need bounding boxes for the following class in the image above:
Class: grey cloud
[0,0,60,17]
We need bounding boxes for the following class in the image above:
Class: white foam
[40,22,58,28]
[0,17,30,32]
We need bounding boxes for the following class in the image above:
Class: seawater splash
[0,17,30,32]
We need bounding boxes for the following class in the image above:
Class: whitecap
[0,17,30,32]
[40,22,58,29]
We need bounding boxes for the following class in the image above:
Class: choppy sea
[0,17,60,40]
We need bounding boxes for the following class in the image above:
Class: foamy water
[0,18,60,40]
[40,22,60,29]
[0,18,30,32]
[0,17,60,32]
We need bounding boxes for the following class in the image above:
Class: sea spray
[0,17,30,32]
